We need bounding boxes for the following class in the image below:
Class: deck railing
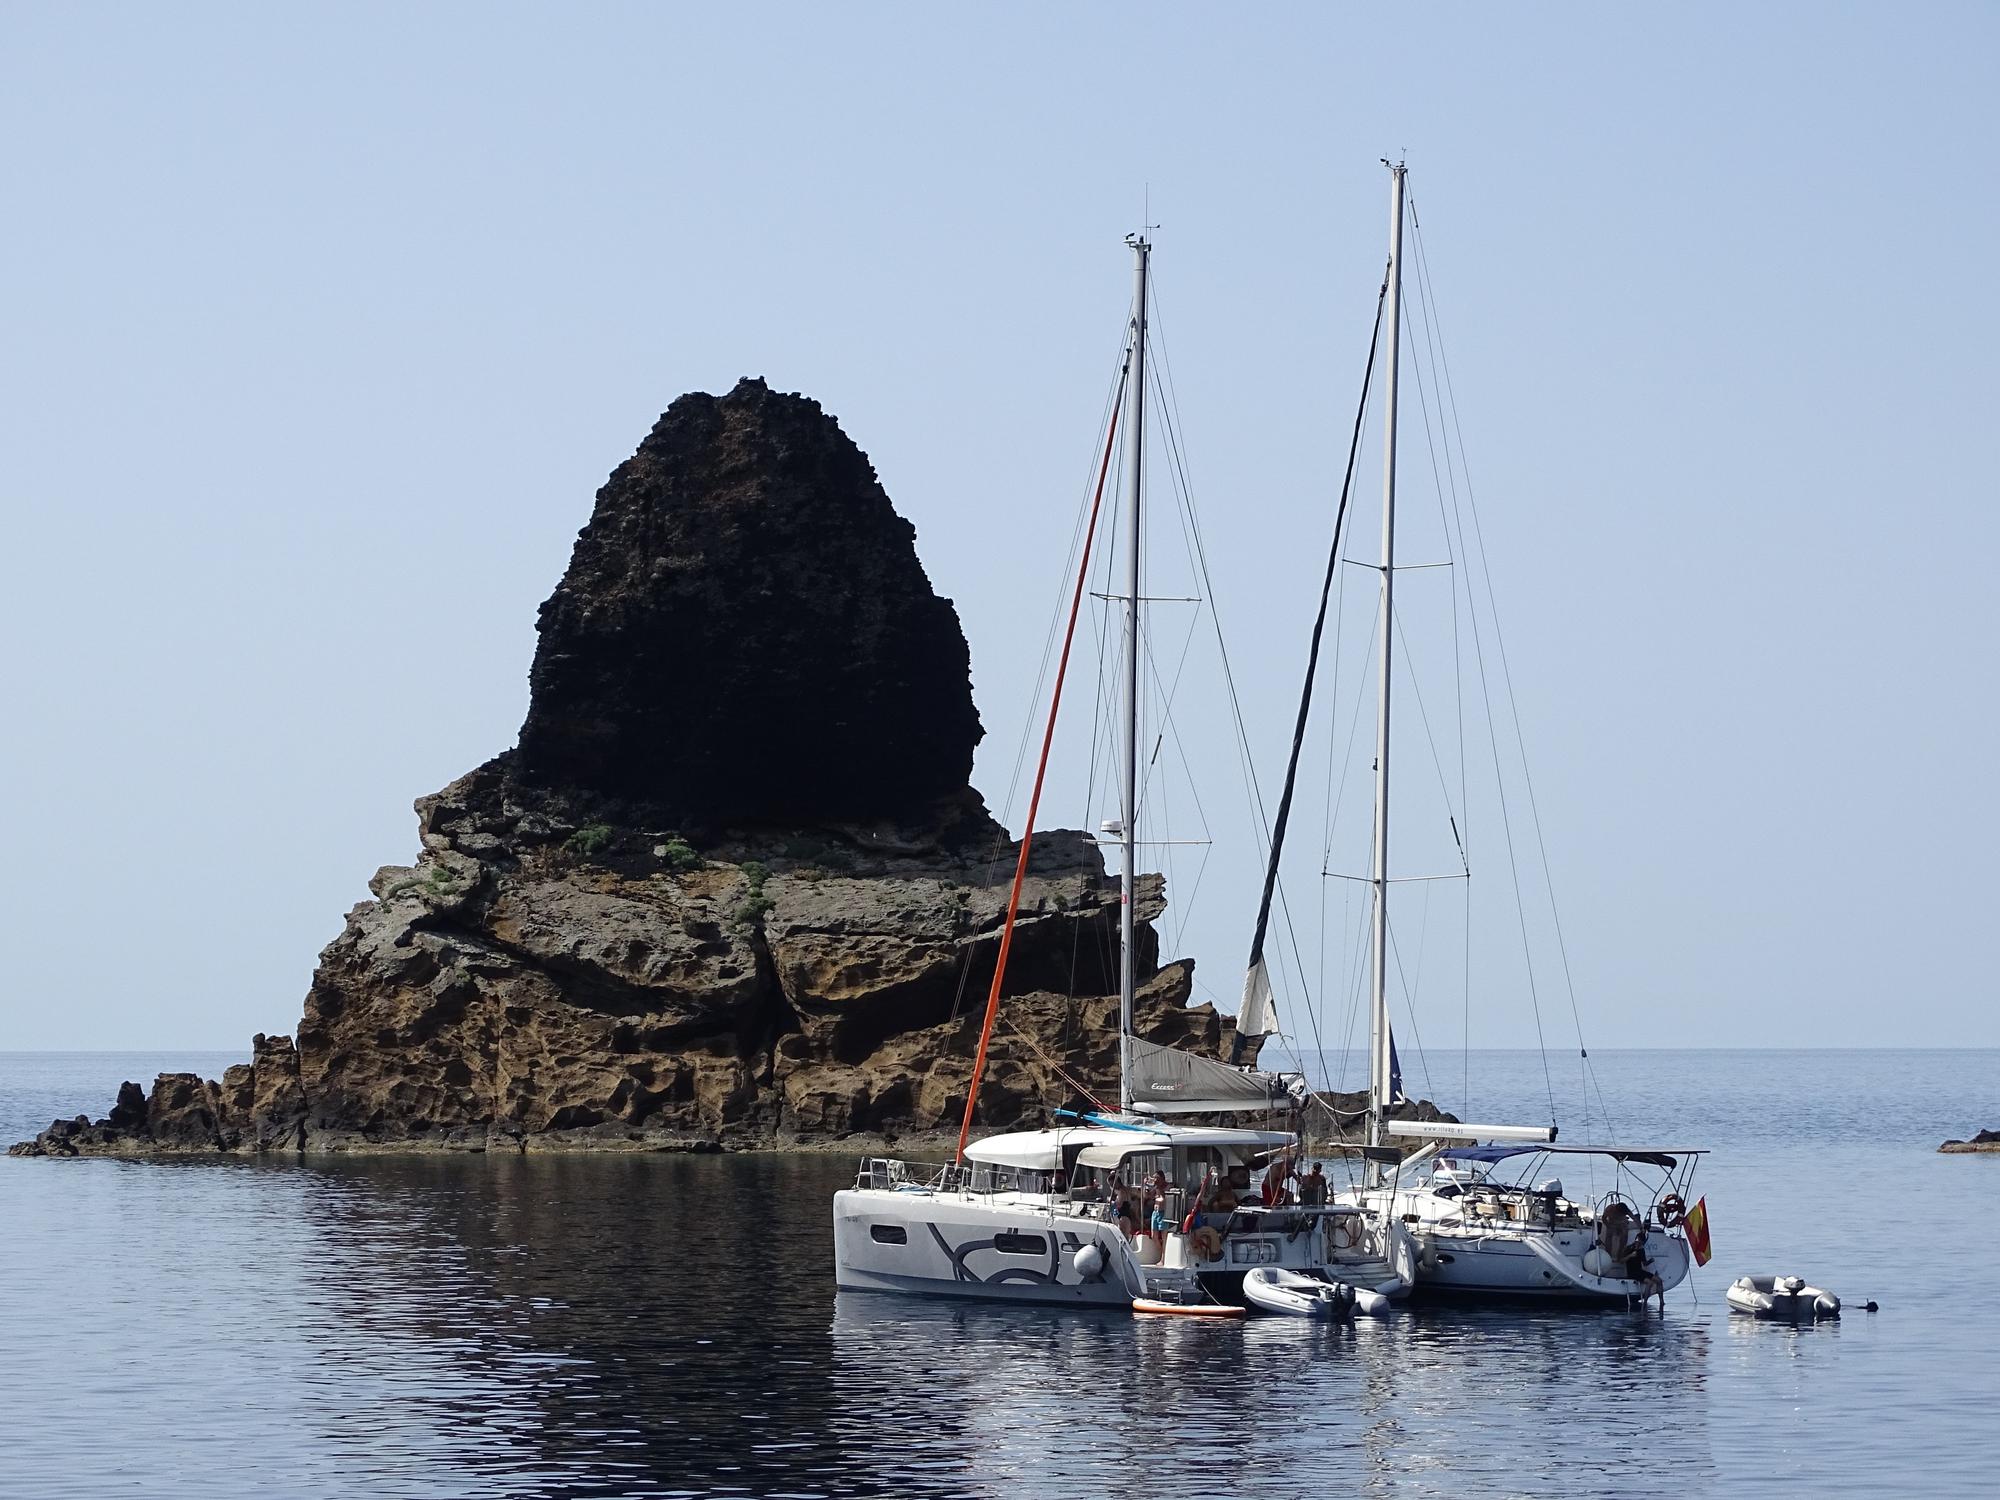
[853,1157,962,1192]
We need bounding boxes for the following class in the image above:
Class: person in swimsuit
[1263,1155,1296,1206]
[1624,1223,1666,1312]
[1108,1176,1139,1239]
[1299,1161,1328,1207]
[1144,1170,1171,1249]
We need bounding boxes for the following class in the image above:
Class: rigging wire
[1311,318,1387,1103]
[1391,603,1471,865]
[1233,266,1390,1089]
[1078,424,1126,1007]
[1322,606,1382,1093]
[954,344,1130,1160]
[1144,272,1329,1070]
[1401,270,1557,1128]
[952,319,1134,1026]
[1409,192,1612,1134]
[1137,614,1219,972]
[1385,904,1438,1101]
[997,325,1138,831]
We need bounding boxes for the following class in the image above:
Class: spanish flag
[1684,1196,1713,1267]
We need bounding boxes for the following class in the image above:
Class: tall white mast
[1118,234,1149,1112]
[1368,164,1406,1171]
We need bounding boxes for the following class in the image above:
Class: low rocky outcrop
[12,377,1448,1160]
[12,773,1245,1156]
[25,1035,306,1156]
[1939,1129,2000,1154]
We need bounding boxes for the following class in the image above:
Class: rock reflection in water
[292,1153,866,1496]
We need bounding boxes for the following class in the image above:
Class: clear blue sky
[2,3,1994,1059]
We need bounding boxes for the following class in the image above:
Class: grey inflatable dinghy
[1725,1274,1840,1319]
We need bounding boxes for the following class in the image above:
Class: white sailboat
[831,234,1414,1314]
[1320,162,1709,1303]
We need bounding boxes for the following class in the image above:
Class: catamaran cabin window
[1180,1146,1233,1189]
[969,1163,1056,1194]
[992,1231,1047,1255]
[870,1224,908,1245]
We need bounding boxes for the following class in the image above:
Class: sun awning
[1077,1141,1167,1168]
[1438,1144,1708,1171]
[961,1128,1124,1170]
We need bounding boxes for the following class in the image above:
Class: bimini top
[1439,1144,1710,1171]
[964,1121,1296,1172]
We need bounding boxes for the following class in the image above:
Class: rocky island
[15,378,1449,1158]
[1939,1130,2000,1154]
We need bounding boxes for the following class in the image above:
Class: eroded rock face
[515,377,982,827]
[12,769,1223,1155]
[7,380,1439,1160]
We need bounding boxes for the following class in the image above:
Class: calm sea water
[2,1049,1994,1499]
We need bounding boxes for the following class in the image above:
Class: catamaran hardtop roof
[1439,1144,1710,1171]
[963,1122,1295,1172]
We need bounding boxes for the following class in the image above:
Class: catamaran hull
[832,1189,1141,1308]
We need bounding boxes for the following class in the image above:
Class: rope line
[955,348,1130,1160]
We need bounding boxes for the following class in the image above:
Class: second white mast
[1368,164,1406,1163]
[1118,234,1150,1113]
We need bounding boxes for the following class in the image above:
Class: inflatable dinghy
[1726,1274,1840,1319]
[1242,1267,1390,1319]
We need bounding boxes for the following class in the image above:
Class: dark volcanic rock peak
[516,377,983,826]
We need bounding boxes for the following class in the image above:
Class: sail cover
[1127,1037,1298,1113]
[1236,958,1276,1043]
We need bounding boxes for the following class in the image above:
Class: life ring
[1656,1194,1687,1229]
[1328,1214,1364,1252]
[1190,1225,1224,1261]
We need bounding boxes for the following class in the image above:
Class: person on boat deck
[1262,1156,1296,1207]
[1299,1162,1328,1207]
[1143,1169,1171,1249]
[1210,1165,1249,1214]
[1625,1223,1666,1312]
[1116,1196,1139,1241]
[1109,1179,1140,1240]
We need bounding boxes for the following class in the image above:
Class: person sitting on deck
[1298,1161,1328,1207]
[1597,1200,1637,1261]
[1211,1164,1250,1214]
[1109,1178,1140,1240]
[1262,1156,1296,1207]
[1625,1223,1667,1312]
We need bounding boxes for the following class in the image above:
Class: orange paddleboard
[1131,1298,1245,1318]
